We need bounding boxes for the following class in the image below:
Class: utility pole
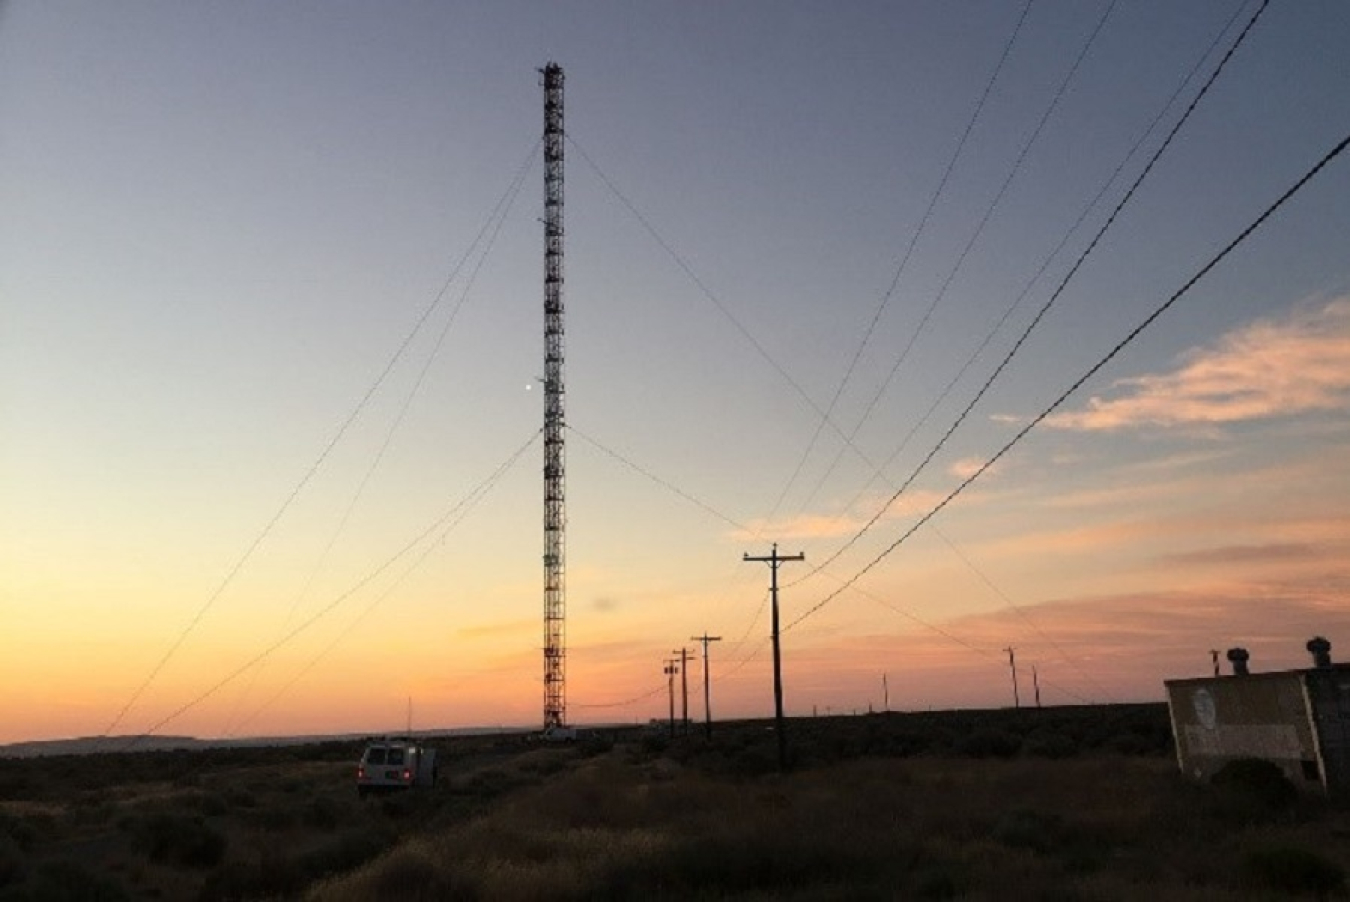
[1005,646,1020,709]
[673,647,693,734]
[691,633,722,739]
[1032,665,1042,709]
[1209,649,1220,678]
[540,62,567,731]
[744,543,805,770]
[882,673,890,712]
[663,659,678,739]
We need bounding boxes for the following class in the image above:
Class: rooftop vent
[1226,647,1250,676]
[1307,636,1333,669]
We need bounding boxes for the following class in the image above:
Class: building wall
[1303,668,1350,792]
[1165,673,1323,790]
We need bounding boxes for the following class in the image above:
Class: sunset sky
[2,1,1348,744]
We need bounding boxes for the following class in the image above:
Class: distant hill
[0,726,531,758]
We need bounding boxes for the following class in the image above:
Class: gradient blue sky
[2,1,1348,742]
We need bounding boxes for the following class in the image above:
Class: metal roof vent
[1226,647,1250,676]
[1307,636,1333,669]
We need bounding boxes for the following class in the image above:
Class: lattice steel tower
[541,62,567,730]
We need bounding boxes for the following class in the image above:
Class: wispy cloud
[948,457,994,480]
[1158,542,1322,568]
[1047,299,1350,431]
[732,489,948,541]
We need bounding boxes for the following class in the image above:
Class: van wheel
[357,786,367,799]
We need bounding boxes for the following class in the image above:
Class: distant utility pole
[1005,647,1020,709]
[691,633,722,739]
[744,543,805,771]
[1032,666,1042,709]
[1209,649,1220,678]
[882,673,890,712]
[673,647,693,734]
[663,659,679,739]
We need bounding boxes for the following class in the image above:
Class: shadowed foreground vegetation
[1,705,1347,900]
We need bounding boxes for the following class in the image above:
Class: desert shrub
[1210,757,1297,823]
[203,829,394,902]
[131,812,226,868]
[578,735,614,758]
[363,847,475,901]
[195,793,228,817]
[640,733,669,756]
[15,860,130,902]
[0,832,24,888]
[523,754,568,777]
[1107,732,1154,756]
[912,864,966,901]
[462,768,517,799]
[1241,845,1345,897]
[614,828,872,896]
[303,795,342,830]
[0,813,37,852]
[726,743,777,777]
[991,809,1065,855]
[1022,731,1077,759]
[300,828,395,878]
[224,788,256,809]
[244,805,295,831]
[958,729,1020,759]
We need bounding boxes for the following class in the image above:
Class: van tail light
[403,769,412,781]
[358,767,366,779]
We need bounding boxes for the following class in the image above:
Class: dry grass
[307,752,1350,901]
[3,710,1347,899]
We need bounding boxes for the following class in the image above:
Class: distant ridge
[0,726,531,759]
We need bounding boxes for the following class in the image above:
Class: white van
[356,740,437,797]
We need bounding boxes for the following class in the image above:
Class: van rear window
[365,748,388,765]
[387,748,405,765]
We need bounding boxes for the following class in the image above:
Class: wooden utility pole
[673,647,693,734]
[691,633,722,739]
[744,543,805,770]
[1032,665,1042,708]
[1005,647,1020,709]
[663,659,678,739]
[1209,649,1220,678]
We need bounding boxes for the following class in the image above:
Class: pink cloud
[948,457,992,479]
[733,489,949,541]
[1048,299,1350,431]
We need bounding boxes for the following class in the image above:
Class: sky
[2,0,1348,744]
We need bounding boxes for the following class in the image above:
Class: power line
[726,588,770,656]
[765,0,1037,522]
[794,0,1120,517]
[826,0,1256,526]
[566,422,770,658]
[223,432,528,737]
[567,424,749,533]
[815,566,1095,704]
[118,429,542,746]
[933,526,1114,702]
[785,125,1350,633]
[567,135,888,481]
[719,635,772,681]
[571,683,666,710]
[789,0,1273,589]
[101,141,545,740]
[221,142,540,737]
